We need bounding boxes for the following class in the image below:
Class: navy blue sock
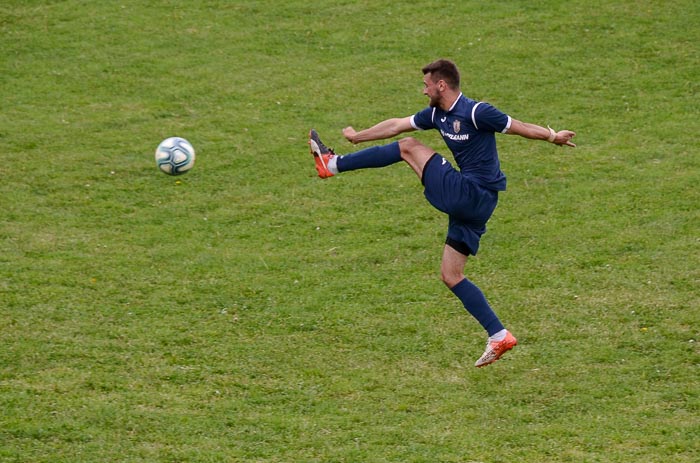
[336,141,402,172]
[450,278,505,336]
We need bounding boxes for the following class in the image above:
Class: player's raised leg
[308,129,404,178]
[308,129,336,178]
[308,130,437,179]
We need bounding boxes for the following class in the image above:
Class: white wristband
[547,126,556,143]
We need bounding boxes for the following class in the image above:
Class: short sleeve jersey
[410,93,511,191]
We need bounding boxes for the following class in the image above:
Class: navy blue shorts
[422,153,499,256]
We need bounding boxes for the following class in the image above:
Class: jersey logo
[440,117,447,122]
[442,157,447,165]
[453,120,461,133]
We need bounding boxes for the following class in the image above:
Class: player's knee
[398,137,422,159]
[399,137,434,166]
[399,136,419,147]
[440,267,463,288]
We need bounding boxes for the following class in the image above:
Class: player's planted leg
[442,244,516,367]
[474,331,518,368]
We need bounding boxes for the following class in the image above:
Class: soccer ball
[155,137,195,175]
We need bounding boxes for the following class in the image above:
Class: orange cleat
[308,129,335,178]
[474,331,517,368]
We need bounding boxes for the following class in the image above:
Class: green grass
[1,0,698,461]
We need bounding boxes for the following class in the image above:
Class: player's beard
[427,94,440,108]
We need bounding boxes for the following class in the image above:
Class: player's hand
[555,130,576,147]
[343,126,358,144]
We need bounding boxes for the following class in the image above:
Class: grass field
[1,1,698,462]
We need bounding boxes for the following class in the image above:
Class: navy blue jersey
[411,93,511,191]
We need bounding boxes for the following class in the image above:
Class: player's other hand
[343,126,358,144]
[555,130,576,147]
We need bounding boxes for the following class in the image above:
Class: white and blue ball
[155,137,195,176]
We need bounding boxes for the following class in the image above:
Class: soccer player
[308,59,576,367]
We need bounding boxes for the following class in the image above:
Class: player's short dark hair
[422,59,460,89]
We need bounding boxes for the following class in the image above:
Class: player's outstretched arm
[343,116,415,144]
[507,119,576,147]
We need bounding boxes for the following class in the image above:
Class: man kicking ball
[307,59,576,367]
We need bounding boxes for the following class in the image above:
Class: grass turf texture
[1,0,698,461]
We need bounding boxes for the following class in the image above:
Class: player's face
[423,73,443,107]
